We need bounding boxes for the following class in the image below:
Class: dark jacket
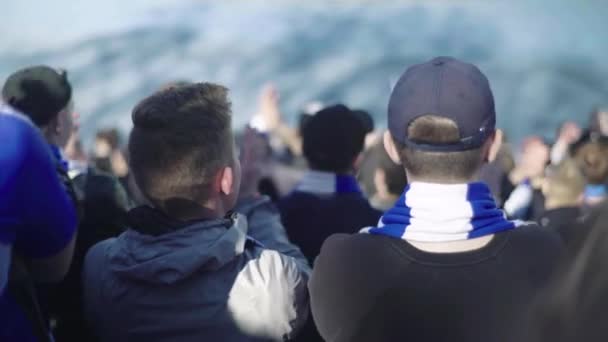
[539,206,585,254]
[83,196,310,342]
[278,171,382,342]
[41,167,131,342]
[279,191,381,265]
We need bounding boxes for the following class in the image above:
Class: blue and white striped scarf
[295,170,362,196]
[362,182,521,242]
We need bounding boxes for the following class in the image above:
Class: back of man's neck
[163,200,226,222]
[409,235,494,253]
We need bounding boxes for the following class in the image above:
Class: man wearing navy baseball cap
[309,57,564,342]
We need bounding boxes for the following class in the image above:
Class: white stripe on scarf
[362,182,522,242]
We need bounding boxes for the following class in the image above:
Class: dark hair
[128,83,233,210]
[2,67,72,127]
[352,109,375,135]
[524,203,608,342]
[574,140,608,184]
[395,115,485,181]
[302,104,367,173]
[160,80,192,90]
[298,113,314,134]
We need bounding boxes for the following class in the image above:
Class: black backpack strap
[8,256,53,342]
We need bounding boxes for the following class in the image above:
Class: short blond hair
[545,158,585,203]
[396,115,485,181]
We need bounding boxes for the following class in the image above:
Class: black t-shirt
[310,225,563,342]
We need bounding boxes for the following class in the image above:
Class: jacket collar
[126,205,236,237]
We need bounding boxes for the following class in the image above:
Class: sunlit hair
[544,158,585,204]
[394,115,485,182]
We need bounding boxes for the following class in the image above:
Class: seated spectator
[309,57,564,342]
[278,104,382,265]
[83,83,310,342]
[0,103,77,341]
[539,158,585,251]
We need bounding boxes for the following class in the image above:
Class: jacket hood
[106,212,250,285]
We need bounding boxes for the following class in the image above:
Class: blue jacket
[83,196,310,342]
[0,107,77,341]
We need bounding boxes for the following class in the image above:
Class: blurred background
[1,0,607,147]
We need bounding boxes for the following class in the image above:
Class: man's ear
[383,131,402,165]
[374,168,387,195]
[219,166,235,196]
[486,129,504,163]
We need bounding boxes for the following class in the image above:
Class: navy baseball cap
[388,56,496,152]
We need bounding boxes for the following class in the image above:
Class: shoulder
[312,233,406,289]
[242,247,309,282]
[510,223,563,248]
[236,196,278,221]
[501,223,565,261]
[0,113,40,163]
[279,192,318,207]
[229,248,309,339]
[0,110,33,131]
[328,194,383,220]
[277,192,323,218]
[310,233,404,339]
[319,232,397,258]
[84,238,117,273]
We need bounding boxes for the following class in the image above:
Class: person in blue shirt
[1,66,78,341]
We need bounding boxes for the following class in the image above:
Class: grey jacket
[83,197,311,342]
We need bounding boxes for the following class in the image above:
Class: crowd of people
[1,56,608,342]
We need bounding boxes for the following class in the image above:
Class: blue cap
[388,56,496,152]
